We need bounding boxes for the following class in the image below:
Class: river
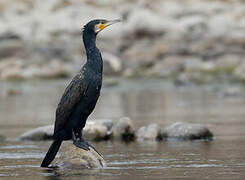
[0,78,245,179]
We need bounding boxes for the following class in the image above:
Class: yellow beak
[98,19,122,32]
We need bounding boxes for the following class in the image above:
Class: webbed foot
[73,139,102,157]
[73,139,90,151]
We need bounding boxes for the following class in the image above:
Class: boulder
[112,117,135,141]
[233,63,245,82]
[161,122,213,140]
[18,119,113,141]
[19,125,54,141]
[83,120,113,141]
[55,142,106,169]
[136,123,161,141]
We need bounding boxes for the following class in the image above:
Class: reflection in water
[0,79,245,179]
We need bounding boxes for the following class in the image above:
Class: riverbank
[1,0,245,83]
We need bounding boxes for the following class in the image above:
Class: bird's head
[83,19,121,35]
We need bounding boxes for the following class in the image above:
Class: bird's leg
[72,129,90,151]
[72,129,102,157]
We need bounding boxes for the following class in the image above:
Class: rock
[0,40,25,59]
[220,86,244,97]
[18,119,113,141]
[1,0,245,82]
[0,58,69,80]
[0,59,25,80]
[102,52,122,75]
[136,123,161,141]
[55,142,106,169]
[147,56,185,78]
[214,54,242,73]
[84,120,113,141]
[233,63,245,82]
[177,71,215,84]
[161,122,213,140]
[19,125,54,141]
[112,117,135,141]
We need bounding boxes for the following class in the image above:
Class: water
[0,78,245,179]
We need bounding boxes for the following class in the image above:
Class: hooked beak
[104,19,122,28]
[97,19,122,33]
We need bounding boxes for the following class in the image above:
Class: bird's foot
[73,139,102,157]
[73,139,90,151]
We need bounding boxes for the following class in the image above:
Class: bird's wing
[54,73,88,134]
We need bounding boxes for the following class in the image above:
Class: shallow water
[0,79,245,179]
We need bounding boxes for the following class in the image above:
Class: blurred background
[0,0,245,82]
[0,0,245,179]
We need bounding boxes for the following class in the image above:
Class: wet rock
[84,120,113,141]
[55,142,106,169]
[19,125,54,141]
[19,119,113,141]
[112,117,135,141]
[161,122,213,140]
[136,123,161,141]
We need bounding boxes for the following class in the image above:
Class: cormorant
[41,19,121,167]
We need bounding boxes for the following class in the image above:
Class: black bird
[41,19,121,167]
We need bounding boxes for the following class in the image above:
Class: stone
[84,120,113,141]
[161,122,213,140]
[19,125,54,141]
[112,117,135,142]
[0,58,69,80]
[18,119,113,141]
[136,123,161,141]
[233,63,245,82]
[147,56,185,78]
[221,86,244,97]
[55,142,106,169]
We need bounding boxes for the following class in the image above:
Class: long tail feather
[41,140,62,167]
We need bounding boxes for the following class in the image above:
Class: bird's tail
[41,139,62,167]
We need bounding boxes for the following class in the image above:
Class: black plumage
[41,19,120,167]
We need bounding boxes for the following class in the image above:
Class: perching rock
[55,142,106,169]
[19,125,54,141]
[112,117,135,141]
[136,123,161,141]
[161,122,213,140]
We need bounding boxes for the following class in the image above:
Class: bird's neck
[83,31,103,74]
